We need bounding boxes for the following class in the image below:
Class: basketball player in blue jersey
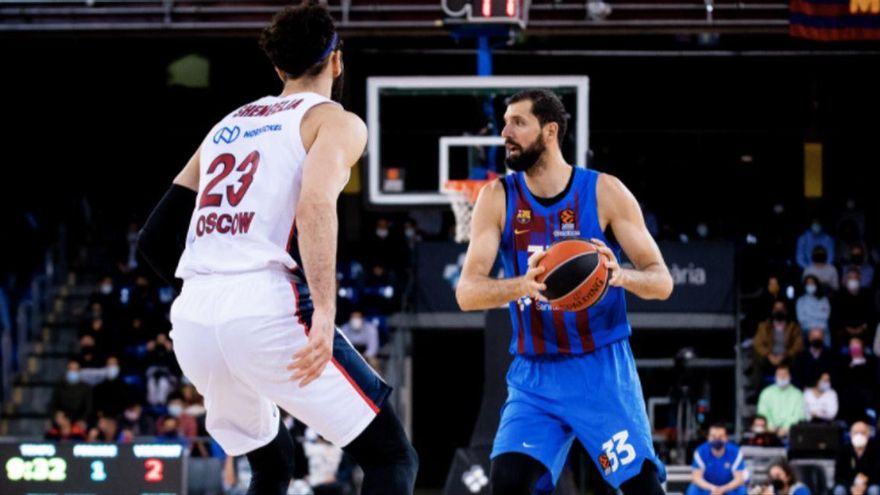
[456,89,673,494]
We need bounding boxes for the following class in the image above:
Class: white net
[443,180,489,243]
[446,190,474,243]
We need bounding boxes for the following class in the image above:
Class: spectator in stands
[340,309,381,370]
[757,364,805,438]
[45,410,87,441]
[803,372,838,422]
[93,356,140,420]
[88,416,120,443]
[753,301,803,390]
[48,359,93,425]
[156,415,183,441]
[686,423,747,495]
[767,460,812,495]
[119,402,155,439]
[842,244,875,289]
[837,337,879,424]
[797,220,835,270]
[145,333,180,407]
[832,269,875,344]
[833,421,880,495]
[78,334,103,369]
[303,428,347,495]
[803,246,840,292]
[743,415,783,447]
[796,276,832,345]
[793,327,836,388]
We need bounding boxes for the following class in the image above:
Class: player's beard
[505,134,546,173]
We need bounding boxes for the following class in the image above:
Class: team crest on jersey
[559,208,575,227]
[554,208,580,237]
[598,453,612,475]
[516,209,532,225]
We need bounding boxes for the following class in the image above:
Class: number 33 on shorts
[599,430,636,475]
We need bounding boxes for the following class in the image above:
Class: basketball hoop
[442,177,494,243]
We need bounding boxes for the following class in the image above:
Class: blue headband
[315,32,339,64]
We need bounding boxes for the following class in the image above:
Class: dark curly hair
[507,89,570,146]
[259,2,339,79]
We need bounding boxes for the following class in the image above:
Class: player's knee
[619,460,665,495]
[489,454,544,495]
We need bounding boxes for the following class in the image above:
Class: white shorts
[169,269,390,456]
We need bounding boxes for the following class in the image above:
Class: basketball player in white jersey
[138,5,417,494]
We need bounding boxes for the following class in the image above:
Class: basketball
[537,239,611,312]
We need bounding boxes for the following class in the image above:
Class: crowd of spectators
[695,209,880,495]
[42,215,423,493]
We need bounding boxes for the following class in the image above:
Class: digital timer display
[0,442,185,495]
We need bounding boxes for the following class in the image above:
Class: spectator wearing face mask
[803,372,838,422]
[340,310,380,370]
[757,365,805,438]
[797,220,835,270]
[93,356,140,420]
[842,245,875,289]
[753,301,803,390]
[792,327,836,389]
[837,338,879,424]
[803,246,840,292]
[832,269,876,344]
[833,421,880,495]
[743,415,783,447]
[797,276,832,345]
[686,423,747,495]
[48,359,93,425]
[766,460,812,495]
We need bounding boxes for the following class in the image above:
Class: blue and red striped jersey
[498,167,631,356]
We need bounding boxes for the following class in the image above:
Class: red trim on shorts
[331,358,380,414]
[289,281,310,335]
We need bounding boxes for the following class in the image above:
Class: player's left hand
[590,238,625,288]
[288,309,335,387]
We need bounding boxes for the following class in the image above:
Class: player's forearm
[456,275,525,311]
[296,200,337,313]
[619,263,673,300]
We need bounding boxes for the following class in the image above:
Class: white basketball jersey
[176,92,338,279]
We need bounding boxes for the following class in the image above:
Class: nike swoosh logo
[514,229,530,235]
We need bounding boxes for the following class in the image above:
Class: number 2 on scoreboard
[144,458,164,483]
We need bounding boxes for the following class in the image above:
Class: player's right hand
[288,309,335,387]
[522,250,548,301]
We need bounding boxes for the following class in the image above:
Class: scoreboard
[0,442,186,494]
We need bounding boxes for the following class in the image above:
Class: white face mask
[350,317,364,330]
[167,404,183,418]
[852,433,868,449]
[106,366,120,380]
[776,377,790,388]
[818,381,831,392]
[375,228,389,239]
[100,283,113,295]
[805,284,817,295]
[846,279,860,293]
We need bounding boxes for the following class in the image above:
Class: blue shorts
[491,338,665,489]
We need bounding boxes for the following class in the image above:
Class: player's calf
[245,420,295,495]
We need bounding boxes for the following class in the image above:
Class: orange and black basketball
[536,239,611,312]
